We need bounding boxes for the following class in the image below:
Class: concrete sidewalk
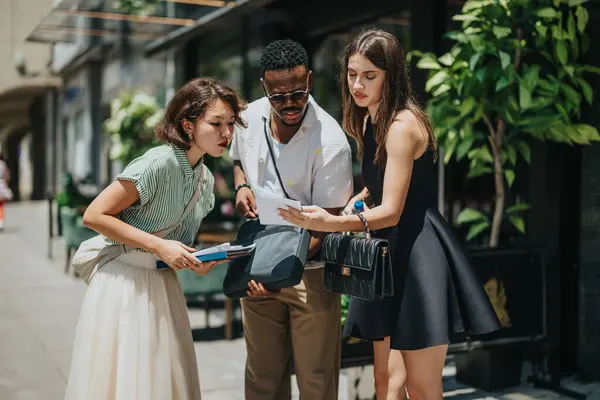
[0,201,249,400]
[1,201,599,400]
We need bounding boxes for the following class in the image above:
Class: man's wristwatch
[234,183,251,197]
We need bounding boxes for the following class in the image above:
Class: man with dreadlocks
[229,39,353,399]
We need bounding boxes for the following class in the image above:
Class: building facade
[0,0,59,201]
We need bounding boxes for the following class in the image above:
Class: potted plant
[412,0,600,390]
[104,90,164,166]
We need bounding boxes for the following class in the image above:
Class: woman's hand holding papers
[278,205,337,232]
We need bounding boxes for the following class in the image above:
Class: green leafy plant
[413,0,600,247]
[55,173,95,215]
[104,91,164,166]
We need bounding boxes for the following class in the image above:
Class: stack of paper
[253,185,302,227]
[156,242,256,269]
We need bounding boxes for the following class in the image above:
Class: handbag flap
[223,220,311,295]
[321,233,388,271]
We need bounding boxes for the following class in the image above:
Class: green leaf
[578,78,593,105]
[522,65,540,91]
[453,14,479,23]
[536,24,548,38]
[569,0,586,6]
[537,78,559,95]
[493,26,512,39]
[567,12,576,41]
[467,165,493,178]
[581,34,591,53]
[552,24,565,40]
[416,55,441,70]
[575,124,600,141]
[556,40,568,65]
[460,97,477,117]
[469,146,494,163]
[433,83,452,97]
[498,51,511,69]
[475,67,487,83]
[496,77,510,92]
[446,31,470,43]
[469,53,482,71]
[518,115,557,130]
[537,7,558,18]
[560,83,582,106]
[518,141,531,163]
[438,52,455,66]
[467,221,490,241]
[425,70,449,92]
[443,133,459,163]
[462,0,494,12]
[505,169,516,187]
[507,145,517,166]
[456,137,475,161]
[506,203,531,214]
[578,65,600,74]
[529,97,555,111]
[571,37,580,60]
[566,125,589,144]
[457,208,488,224]
[469,34,486,52]
[509,216,525,234]
[520,85,532,110]
[576,6,589,33]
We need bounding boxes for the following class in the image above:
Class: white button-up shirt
[230,95,353,207]
[230,96,354,268]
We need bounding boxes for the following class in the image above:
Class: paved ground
[1,201,599,400]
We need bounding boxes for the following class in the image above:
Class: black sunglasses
[261,76,310,104]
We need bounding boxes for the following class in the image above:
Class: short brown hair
[155,77,248,149]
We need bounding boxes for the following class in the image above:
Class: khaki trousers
[241,268,341,400]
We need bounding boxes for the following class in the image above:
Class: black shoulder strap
[262,116,291,200]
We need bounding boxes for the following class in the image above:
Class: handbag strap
[262,116,291,200]
[351,210,372,239]
[153,164,205,239]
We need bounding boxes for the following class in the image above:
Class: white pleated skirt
[64,251,201,400]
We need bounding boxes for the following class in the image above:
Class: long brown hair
[341,28,436,166]
[155,77,247,150]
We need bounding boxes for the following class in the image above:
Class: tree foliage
[413,0,600,247]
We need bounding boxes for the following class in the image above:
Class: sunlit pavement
[1,201,599,400]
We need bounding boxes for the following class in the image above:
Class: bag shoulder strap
[262,116,291,200]
[153,164,205,239]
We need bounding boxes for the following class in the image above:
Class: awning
[144,0,276,57]
[26,0,235,44]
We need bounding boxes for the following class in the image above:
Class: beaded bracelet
[234,183,251,197]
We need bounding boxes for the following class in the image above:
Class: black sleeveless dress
[342,117,501,350]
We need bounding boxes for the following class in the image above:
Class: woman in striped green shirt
[65,78,247,400]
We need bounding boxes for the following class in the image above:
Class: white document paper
[253,185,302,226]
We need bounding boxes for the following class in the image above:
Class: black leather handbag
[322,212,394,300]
[222,116,312,298]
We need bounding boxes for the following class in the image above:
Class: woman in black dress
[279,29,500,399]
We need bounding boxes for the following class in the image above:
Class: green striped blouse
[104,144,215,249]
